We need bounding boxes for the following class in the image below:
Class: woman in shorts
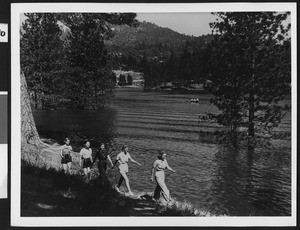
[60,138,73,174]
[79,140,93,180]
[113,145,141,196]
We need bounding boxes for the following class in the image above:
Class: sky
[20,12,290,37]
[136,13,217,36]
[20,13,217,36]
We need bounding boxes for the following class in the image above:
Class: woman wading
[151,151,176,204]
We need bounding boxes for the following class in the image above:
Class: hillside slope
[106,21,213,63]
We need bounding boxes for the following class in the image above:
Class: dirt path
[127,194,161,216]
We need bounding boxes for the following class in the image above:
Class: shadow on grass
[21,160,133,216]
[21,160,213,217]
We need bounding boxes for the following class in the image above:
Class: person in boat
[113,145,141,196]
[60,138,73,174]
[93,143,114,184]
[190,98,199,103]
[79,140,93,180]
[151,151,176,204]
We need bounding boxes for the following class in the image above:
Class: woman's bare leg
[67,162,71,173]
[117,175,124,188]
[83,168,88,176]
[87,167,91,180]
[62,164,68,173]
[120,171,133,194]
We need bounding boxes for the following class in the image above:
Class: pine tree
[21,13,65,109]
[127,75,133,85]
[63,13,137,108]
[206,12,291,141]
[20,13,137,165]
[119,74,127,86]
[163,51,179,82]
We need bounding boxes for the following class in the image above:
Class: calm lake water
[33,87,291,216]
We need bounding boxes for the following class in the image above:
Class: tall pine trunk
[248,77,255,149]
[248,90,255,137]
[248,58,256,138]
[21,70,44,146]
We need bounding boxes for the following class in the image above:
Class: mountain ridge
[106,20,213,65]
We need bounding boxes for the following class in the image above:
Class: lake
[33,87,291,216]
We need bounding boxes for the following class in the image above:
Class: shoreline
[21,143,214,217]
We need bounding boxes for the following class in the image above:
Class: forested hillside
[107,21,193,60]
[106,21,214,87]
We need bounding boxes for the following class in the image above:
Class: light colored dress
[116,151,131,173]
[153,159,171,203]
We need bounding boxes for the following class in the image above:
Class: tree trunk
[144,75,148,91]
[248,90,255,137]
[249,58,255,138]
[21,70,44,146]
[248,87,255,150]
[34,91,38,109]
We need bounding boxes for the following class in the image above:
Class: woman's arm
[90,150,93,163]
[165,160,176,173]
[112,154,120,168]
[60,148,63,158]
[151,166,155,182]
[151,160,158,181]
[107,155,114,167]
[79,149,83,166]
[129,154,141,166]
[112,160,118,168]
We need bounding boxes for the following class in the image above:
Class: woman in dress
[113,145,141,195]
[93,143,114,184]
[60,138,73,174]
[79,140,93,180]
[151,151,176,204]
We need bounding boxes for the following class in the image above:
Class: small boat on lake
[190,98,199,103]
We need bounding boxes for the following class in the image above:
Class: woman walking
[79,140,93,180]
[60,138,73,174]
[113,145,141,196]
[93,143,114,184]
[151,151,176,204]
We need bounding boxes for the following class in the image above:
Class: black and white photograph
[11,2,296,227]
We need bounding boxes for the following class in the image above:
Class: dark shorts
[61,154,72,164]
[82,158,92,169]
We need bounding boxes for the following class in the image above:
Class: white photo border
[11,2,297,227]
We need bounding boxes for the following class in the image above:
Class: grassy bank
[21,160,132,216]
[21,144,213,217]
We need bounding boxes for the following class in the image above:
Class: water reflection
[34,109,117,149]
[211,145,291,216]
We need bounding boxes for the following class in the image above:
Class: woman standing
[151,151,176,204]
[79,140,93,180]
[93,143,114,184]
[60,138,73,174]
[113,145,141,196]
